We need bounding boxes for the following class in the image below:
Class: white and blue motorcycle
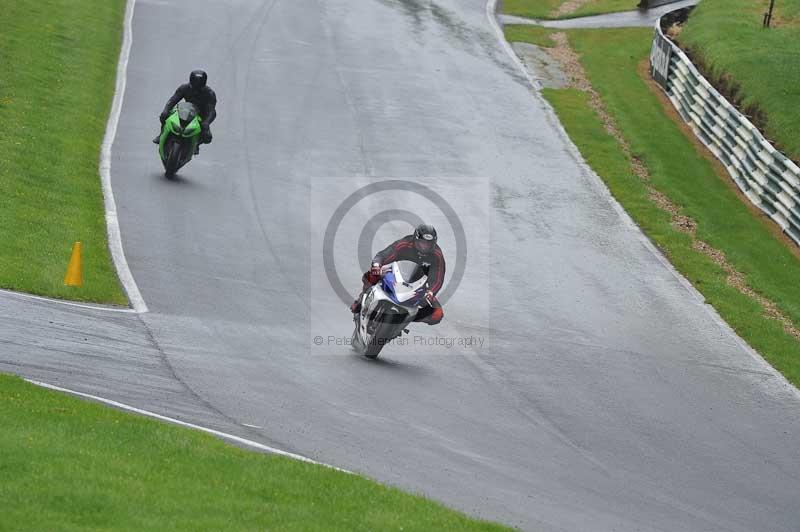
[352,260,431,359]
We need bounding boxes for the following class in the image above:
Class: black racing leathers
[161,84,217,141]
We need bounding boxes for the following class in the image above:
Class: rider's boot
[152,135,160,144]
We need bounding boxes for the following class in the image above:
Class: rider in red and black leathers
[350,224,445,325]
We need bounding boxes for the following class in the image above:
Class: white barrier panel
[650,15,800,245]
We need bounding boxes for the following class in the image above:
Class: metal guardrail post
[764,0,776,28]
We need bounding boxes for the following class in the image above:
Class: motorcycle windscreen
[176,102,198,123]
[384,260,427,305]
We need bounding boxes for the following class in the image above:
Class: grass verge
[0,0,128,304]
[504,24,558,47]
[677,0,800,162]
[0,374,508,531]
[503,0,636,20]
[509,27,800,386]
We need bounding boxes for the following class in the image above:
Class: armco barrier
[650,9,800,245]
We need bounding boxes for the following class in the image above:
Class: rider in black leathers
[153,70,217,153]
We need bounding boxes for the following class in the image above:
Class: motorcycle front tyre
[164,139,181,178]
[365,319,398,359]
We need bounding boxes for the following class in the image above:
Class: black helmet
[413,223,437,253]
[189,70,207,90]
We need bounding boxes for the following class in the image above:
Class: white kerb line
[26,379,351,473]
[485,0,542,91]
[99,0,148,313]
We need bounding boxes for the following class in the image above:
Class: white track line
[99,0,148,313]
[0,288,136,314]
[485,0,540,91]
[26,379,351,473]
[486,0,800,401]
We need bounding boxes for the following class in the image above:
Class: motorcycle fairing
[352,260,429,357]
[158,103,202,159]
[380,261,427,306]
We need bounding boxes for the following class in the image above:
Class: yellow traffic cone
[64,241,83,287]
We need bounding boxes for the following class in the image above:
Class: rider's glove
[370,262,381,276]
[159,110,169,124]
[200,124,212,144]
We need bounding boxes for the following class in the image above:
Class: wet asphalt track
[3,0,800,530]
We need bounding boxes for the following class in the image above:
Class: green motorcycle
[157,102,202,178]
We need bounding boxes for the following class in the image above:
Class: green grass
[511,27,800,385]
[504,24,557,47]
[0,374,508,531]
[677,0,800,161]
[0,0,128,305]
[503,0,636,20]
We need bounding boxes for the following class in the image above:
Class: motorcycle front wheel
[164,140,181,178]
[365,315,400,359]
